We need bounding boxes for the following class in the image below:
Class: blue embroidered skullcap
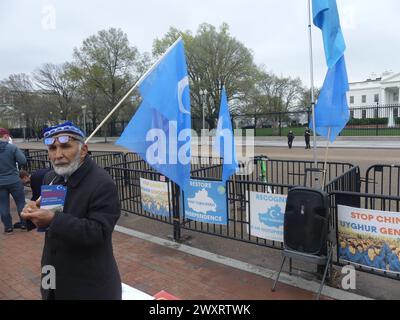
[43,121,85,139]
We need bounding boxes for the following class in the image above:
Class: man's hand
[22,209,55,228]
[22,200,41,216]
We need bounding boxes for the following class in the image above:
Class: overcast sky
[1,0,399,87]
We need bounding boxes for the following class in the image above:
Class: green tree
[153,23,259,130]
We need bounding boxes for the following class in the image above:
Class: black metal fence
[105,155,224,226]
[345,104,400,136]
[21,149,126,170]
[20,149,51,173]
[365,164,400,197]
[260,158,353,187]
[89,152,125,168]
[107,156,400,281]
[107,166,175,225]
[21,148,400,281]
[325,166,361,195]
[230,104,400,137]
[22,149,48,161]
[106,156,355,252]
[22,159,52,173]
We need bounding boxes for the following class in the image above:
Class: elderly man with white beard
[22,122,122,300]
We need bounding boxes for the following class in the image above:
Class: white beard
[52,151,82,178]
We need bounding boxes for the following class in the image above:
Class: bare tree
[1,73,58,138]
[33,63,78,121]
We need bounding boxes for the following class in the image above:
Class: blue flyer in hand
[38,185,67,232]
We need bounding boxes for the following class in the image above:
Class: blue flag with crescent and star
[116,39,192,191]
[310,0,350,142]
[214,87,239,183]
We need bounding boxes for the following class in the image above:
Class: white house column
[381,88,386,105]
[397,87,400,104]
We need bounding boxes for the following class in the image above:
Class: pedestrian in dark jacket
[20,168,52,201]
[22,122,122,300]
[287,131,295,149]
[304,129,311,149]
[0,128,27,233]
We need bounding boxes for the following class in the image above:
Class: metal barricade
[89,151,125,168]
[23,158,52,173]
[105,166,175,225]
[365,164,400,197]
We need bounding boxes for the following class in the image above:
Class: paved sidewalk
[0,207,330,300]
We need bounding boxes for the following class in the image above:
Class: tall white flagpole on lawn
[85,36,183,144]
[307,0,318,168]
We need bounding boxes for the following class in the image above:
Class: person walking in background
[305,128,311,149]
[287,131,295,149]
[0,128,27,234]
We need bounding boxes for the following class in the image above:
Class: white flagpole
[85,36,183,144]
[307,0,318,168]
[322,128,331,187]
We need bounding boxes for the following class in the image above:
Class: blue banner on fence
[184,179,227,225]
[247,192,287,242]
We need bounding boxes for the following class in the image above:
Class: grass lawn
[255,127,307,137]
[253,127,400,137]
[340,128,400,136]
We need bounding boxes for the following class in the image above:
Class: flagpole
[85,36,183,144]
[321,128,331,187]
[307,0,318,168]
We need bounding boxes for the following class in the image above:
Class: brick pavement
[0,204,325,300]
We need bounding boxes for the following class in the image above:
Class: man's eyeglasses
[44,135,82,146]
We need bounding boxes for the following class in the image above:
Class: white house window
[394,108,399,118]
[350,96,354,104]
[374,94,379,103]
[362,110,367,119]
[362,95,367,103]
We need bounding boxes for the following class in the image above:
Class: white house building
[346,71,400,119]
[0,105,20,128]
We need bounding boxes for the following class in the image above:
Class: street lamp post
[375,102,379,136]
[199,89,208,133]
[81,105,87,135]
